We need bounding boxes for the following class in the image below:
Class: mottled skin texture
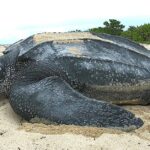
[0,32,149,130]
[18,38,150,105]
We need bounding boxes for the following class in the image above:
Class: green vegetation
[69,29,82,32]
[89,19,125,36]
[122,24,150,43]
[88,19,150,44]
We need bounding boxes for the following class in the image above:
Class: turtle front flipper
[9,76,143,130]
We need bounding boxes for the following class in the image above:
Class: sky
[0,0,150,44]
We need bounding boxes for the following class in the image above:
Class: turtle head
[0,49,20,96]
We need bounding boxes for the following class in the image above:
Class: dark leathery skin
[1,33,150,129]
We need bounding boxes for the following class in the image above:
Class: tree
[138,24,150,42]
[122,24,150,43]
[89,19,150,43]
[103,19,125,35]
[128,26,137,31]
[69,29,82,32]
[89,19,125,36]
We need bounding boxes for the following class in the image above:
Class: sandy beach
[141,44,150,50]
[0,97,150,150]
[0,41,149,150]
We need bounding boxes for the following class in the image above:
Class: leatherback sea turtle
[1,32,149,130]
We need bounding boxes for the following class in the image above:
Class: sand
[0,97,150,150]
[0,45,6,55]
[0,39,149,150]
[142,44,150,50]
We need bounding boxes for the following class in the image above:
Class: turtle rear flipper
[9,76,143,130]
